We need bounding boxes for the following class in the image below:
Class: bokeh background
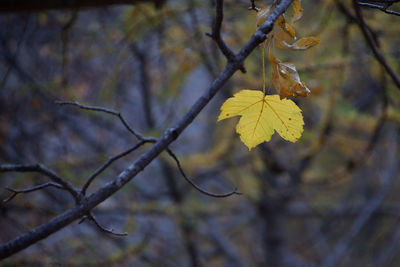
[2,0,400,266]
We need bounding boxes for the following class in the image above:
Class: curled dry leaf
[276,37,320,51]
[291,0,303,22]
[256,6,295,39]
[218,90,304,150]
[275,16,296,39]
[270,55,311,99]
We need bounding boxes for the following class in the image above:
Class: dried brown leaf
[291,0,303,22]
[275,16,296,39]
[277,37,320,51]
[271,60,310,99]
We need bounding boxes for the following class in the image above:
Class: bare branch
[0,164,80,201]
[165,148,242,198]
[87,213,128,237]
[0,0,293,259]
[3,182,65,203]
[206,0,246,73]
[358,2,400,16]
[336,0,380,46]
[352,0,400,89]
[81,140,154,195]
[55,100,144,141]
[55,100,159,194]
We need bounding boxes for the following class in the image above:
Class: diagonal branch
[358,2,400,16]
[165,148,241,198]
[81,140,155,195]
[0,0,294,259]
[0,164,80,201]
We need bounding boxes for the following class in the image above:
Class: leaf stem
[262,42,266,94]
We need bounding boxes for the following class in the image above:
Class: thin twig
[55,100,158,194]
[358,2,400,16]
[3,182,65,203]
[88,213,128,237]
[81,140,155,195]
[55,100,144,140]
[336,0,380,47]
[188,0,219,76]
[353,0,400,89]
[248,0,260,11]
[165,149,241,198]
[206,0,246,73]
[0,164,80,201]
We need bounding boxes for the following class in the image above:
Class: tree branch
[358,2,400,16]
[353,0,400,89]
[206,0,246,73]
[86,212,128,237]
[0,164,80,201]
[335,0,380,46]
[55,100,145,141]
[0,0,293,259]
[3,182,65,203]
[81,140,154,195]
[56,100,158,195]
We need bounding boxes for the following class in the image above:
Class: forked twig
[3,182,65,203]
[55,100,144,140]
[353,0,400,89]
[56,100,158,194]
[206,0,246,72]
[0,164,80,201]
[81,139,155,195]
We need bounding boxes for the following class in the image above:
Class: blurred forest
[1,0,400,266]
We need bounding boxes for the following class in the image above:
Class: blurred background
[1,0,400,266]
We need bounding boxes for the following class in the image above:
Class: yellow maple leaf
[218,90,304,150]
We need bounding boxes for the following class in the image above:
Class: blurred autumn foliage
[2,0,400,266]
